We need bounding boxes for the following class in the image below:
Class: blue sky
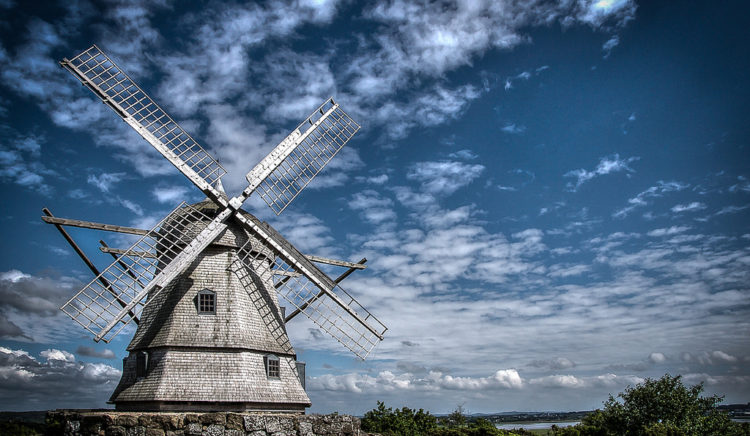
[1,0,749,415]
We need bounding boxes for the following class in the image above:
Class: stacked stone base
[46,410,363,436]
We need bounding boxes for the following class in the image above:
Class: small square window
[265,354,280,378]
[198,289,216,314]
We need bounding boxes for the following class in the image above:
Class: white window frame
[264,354,280,379]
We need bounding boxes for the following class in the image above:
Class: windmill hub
[47,45,387,413]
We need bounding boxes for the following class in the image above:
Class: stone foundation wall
[46,410,369,436]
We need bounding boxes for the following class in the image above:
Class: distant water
[496,421,580,430]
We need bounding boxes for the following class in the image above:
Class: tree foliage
[552,374,750,436]
[361,401,528,436]
[361,401,438,436]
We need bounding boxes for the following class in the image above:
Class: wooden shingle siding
[111,201,310,411]
[113,349,309,406]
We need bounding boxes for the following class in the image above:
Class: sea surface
[496,421,580,430]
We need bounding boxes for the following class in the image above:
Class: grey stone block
[202,424,225,436]
[297,421,313,436]
[265,416,281,433]
[186,423,202,436]
[106,426,128,436]
[244,416,264,432]
[127,427,147,436]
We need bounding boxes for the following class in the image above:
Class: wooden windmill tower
[43,45,387,412]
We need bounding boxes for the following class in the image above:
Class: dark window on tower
[135,351,148,378]
[197,289,216,314]
[265,354,280,378]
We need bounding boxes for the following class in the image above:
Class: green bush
[361,402,528,436]
[361,401,438,436]
[551,374,750,436]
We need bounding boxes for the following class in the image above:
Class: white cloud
[613,180,689,218]
[448,149,478,160]
[501,123,526,134]
[2,0,640,198]
[309,369,522,394]
[529,357,576,370]
[0,347,121,410]
[151,185,190,204]
[87,172,125,193]
[711,350,738,363]
[565,154,639,191]
[407,161,485,196]
[529,373,643,389]
[361,174,389,185]
[649,352,667,363]
[119,198,144,216]
[602,35,620,57]
[573,0,637,27]
[671,202,706,213]
[41,349,75,362]
[647,226,690,237]
[349,190,397,226]
[0,130,54,195]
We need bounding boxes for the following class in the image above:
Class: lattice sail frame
[245,99,360,215]
[60,45,226,202]
[232,221,387,360]
[229,258,294,355]
[61,203,212,342]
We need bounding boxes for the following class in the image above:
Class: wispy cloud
[87,172,125,193]
[0,130,54,195]
[613,180,689,218]
[501,123,526,134]
[349,189,397,227]
[151,185,190,204]
[406,161,485,196]
[565,154,639,191]
[448,149,478,160]
[671,202,706,213]
[528,357,576,370]
[647,226,691,237]
[602,35,620,58]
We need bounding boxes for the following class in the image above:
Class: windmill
[43,45,387,412]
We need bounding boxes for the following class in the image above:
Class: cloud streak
[565,154,639,191]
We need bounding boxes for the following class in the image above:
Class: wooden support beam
[99,246,156,258]
[41,215,148,235]
[100,240,147,290]
[42,208,138,324]
[304,254,367,269]
[100,245,363,272]
[285,258,367,323]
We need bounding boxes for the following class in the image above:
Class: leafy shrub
[362,402,527,436]
[361,401,438,436]
[551,374,750,436]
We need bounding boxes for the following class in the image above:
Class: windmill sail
[60,45,227,205]
[233,214,387,359]
[61,203,226,342]
[244,98,360,215]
